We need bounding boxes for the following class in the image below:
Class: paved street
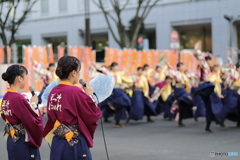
[0,116,239,160]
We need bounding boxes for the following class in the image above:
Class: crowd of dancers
[89,50,240,133]
[1,48,240,160]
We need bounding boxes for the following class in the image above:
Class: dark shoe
[237,121,240,128]
[178,124,187,127]
[194,117,198,122]
[125,119,130,125]
[147,119,155,123]
[205,129,213,133]
[115,125,125,128]
[104,120,112,123]
[219,120,228,129]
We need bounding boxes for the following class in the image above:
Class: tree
[0,0,38,63]
[92,0,160,49]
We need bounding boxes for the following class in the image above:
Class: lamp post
[85,0,91,46]
[224,15,238,59]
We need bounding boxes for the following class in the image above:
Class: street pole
[85,0,91,46]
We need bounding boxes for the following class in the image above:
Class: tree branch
[120,0,130,11]
[140,0,151,19]
[94,0,122,46]
[143,0,160,19]
[3,0,14,27]
[135,0,143,19]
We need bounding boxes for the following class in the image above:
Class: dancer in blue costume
[151,76,175,119]
[129,67,157,122]
[166,62,194,127]
[90,62,133,128]
[194,50,225,133]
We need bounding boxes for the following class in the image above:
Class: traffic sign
[171,30,179,41]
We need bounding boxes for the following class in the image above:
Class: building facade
[1,0,240,62]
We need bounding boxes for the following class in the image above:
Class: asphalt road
[0,115,239,160]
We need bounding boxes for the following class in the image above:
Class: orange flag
[58,46,65,60]
[83,47,94,81]
[203,52,217,67]
[133,51,144,71]
[0,47,4,64]
[7,46,11,65]
[105,48,118,67]
[164,50,178,68]
[69,46,81,60]
[23,46,34,92]
[122,49,135,74]
[180,51,198,72]
[48,44,54,63]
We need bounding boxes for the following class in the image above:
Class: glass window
[59,0,67,12]
[41,0,49,14]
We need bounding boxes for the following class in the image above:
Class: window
[41,0,49,14]
[59,0,67,12]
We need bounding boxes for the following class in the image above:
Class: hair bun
[2,72,10,81]
[55,67,62,77]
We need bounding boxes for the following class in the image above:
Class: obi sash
[4,120,25,142]
[53,120,80,146]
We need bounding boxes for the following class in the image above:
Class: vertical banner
[83,47,94,81]
[163,50,178,68]
[153,50,162,66]
[115,49,124,70]
[105,48,117,67]
[23,46,34,92]
[58,46,65,60]
[69,46,81,60]
[34,46,48,92]
[0,47,4,64]
[180,51,198,72]
[122,49,134,74]
[133,51,144,72]
[7,46,11,65]
[143,50,155,68]
[48,44,54,63]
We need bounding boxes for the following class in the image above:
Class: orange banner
[163,50,179,68]
[180,51,198,72]
[69,46,81,60]
[34,46,48,68]
[58,46,65,60]
[48,44,54,63]
[133,51,144,71]
[0,47,4,64]
[83,47,95,81]
[33,46,48,92]
[204,52,217,67]
[122,49,135,74]
[152,50,162,66]
[105,48,118,67]
[7,47,11,65]
[23,46,34,92]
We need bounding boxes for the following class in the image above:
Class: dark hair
[210,64,219,72]
[165,76,172,80]
[143,64,149,70]
[47,63,55,70]
[137,67,144,71]
[205,56,212,61]
[109,62,118,70]
[236,64,240,69]
[2,64,28,84]
[176,62,184,68]
[155,66,161,70]
[55,56,81,80]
